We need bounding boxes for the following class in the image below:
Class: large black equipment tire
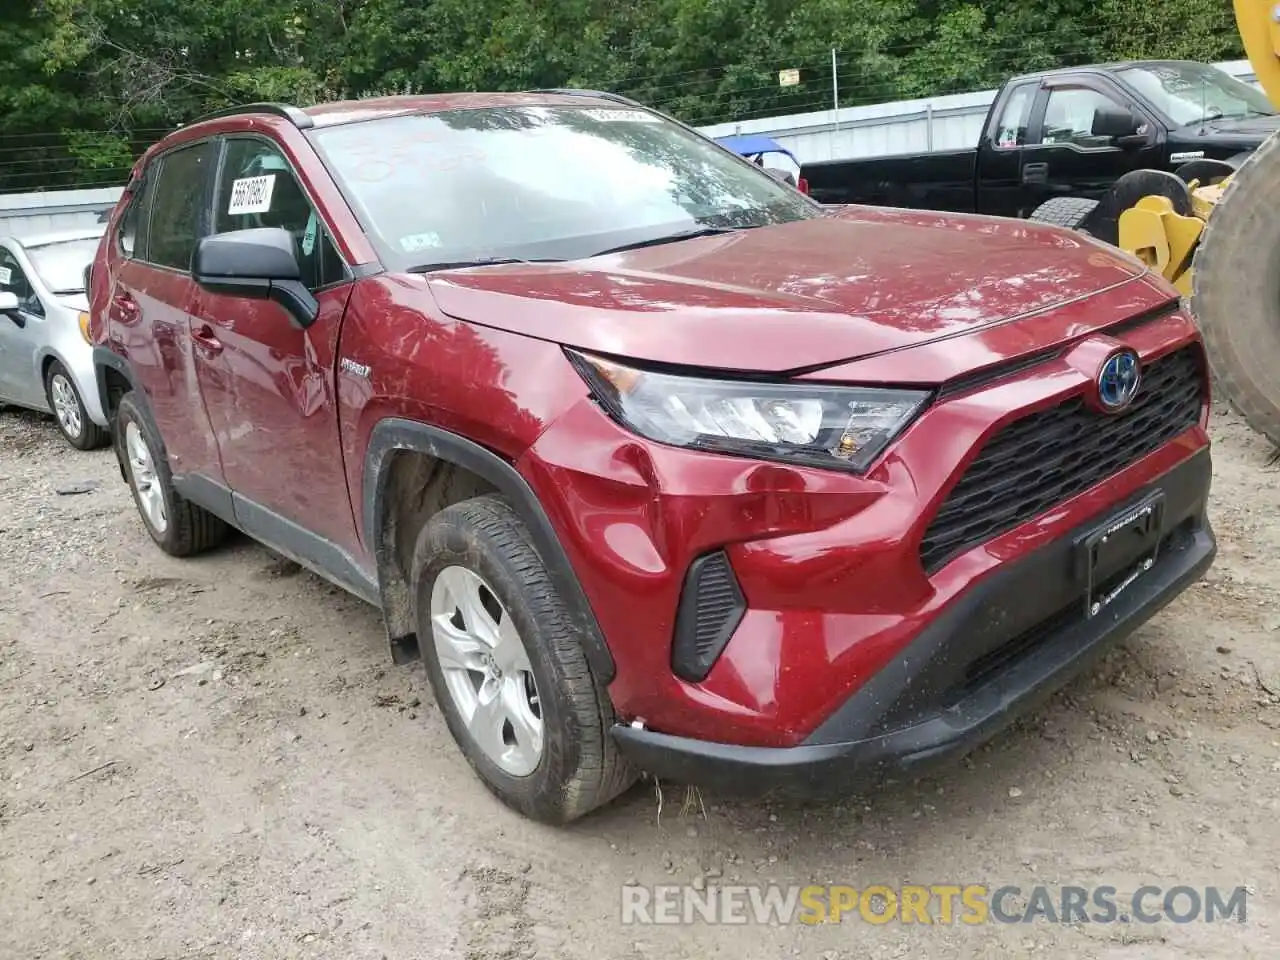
[1191,129,1280,448]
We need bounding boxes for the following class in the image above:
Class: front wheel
[45,360,108,450]
[411,494,636,823]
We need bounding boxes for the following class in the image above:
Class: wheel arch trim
[362,417,617,683]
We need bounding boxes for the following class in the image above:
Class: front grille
[919,345,1203,574]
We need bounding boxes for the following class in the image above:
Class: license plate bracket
[1077,491,1165,619]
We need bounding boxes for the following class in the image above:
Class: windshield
[27,237,101,294]
[1116,62,1275,126]
[309,104,819,269]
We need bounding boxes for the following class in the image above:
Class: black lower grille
[919,345,1204,574]
[671,550,747,682]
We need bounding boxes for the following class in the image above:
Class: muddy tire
[1028,196,1099,230]
[115,391,229,556]
[411,494,636,824]
[1191,129,1280,448]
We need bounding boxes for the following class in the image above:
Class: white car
[0,228,109,449]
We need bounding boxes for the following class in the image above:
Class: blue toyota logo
[1097,349,1141,411]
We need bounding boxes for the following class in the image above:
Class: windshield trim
[304,102,822,273]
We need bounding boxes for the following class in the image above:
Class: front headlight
[77,311,92,344]
[567,350,930,473]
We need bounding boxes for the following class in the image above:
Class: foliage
[0,0,1247,192]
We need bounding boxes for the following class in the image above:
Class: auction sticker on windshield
[227,175,276,215]
[0,267,10,286]
[580,109,661,123]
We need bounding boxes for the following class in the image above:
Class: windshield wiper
[51,288,84,296]
[587,225,740,258]
[407,256,565,273]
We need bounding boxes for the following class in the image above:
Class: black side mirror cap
[1092,104,1141,140]
[193,227,318,328]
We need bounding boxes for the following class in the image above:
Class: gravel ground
[1,401,1277,959]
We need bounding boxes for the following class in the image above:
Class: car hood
[424,206,1153,373]
[1185,113,1280,140]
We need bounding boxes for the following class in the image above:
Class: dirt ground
[1,399,1277,960]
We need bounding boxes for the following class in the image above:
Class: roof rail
[528,88,646,108]
[185,102,314,130]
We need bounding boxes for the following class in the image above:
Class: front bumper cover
[611,447,1214,794]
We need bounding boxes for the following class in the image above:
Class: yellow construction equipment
[1114,0,1280,444]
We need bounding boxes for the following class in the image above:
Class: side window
[117,167,156,261]
[0,248,43,317]
[214,138,347,291]
[1041,86,1125,147]
[994,84,1035,148]
[148,142,213,271]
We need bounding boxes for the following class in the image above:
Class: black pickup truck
[802,59,1280,222]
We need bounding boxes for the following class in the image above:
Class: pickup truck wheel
[412,494,636,823]
[115,392,229,557]
[1027,196,1099,230]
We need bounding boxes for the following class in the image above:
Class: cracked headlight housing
[568,350,930,474]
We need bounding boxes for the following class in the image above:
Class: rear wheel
[1191,129,1280,448]
[45,360,108,450]
[411,494,636,823]
[115,392,228,556]
[1027,196,1099,230]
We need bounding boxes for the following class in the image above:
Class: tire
[1027,196,1099,230]
[45,360,108,450]
[411,494,636,823]
[115,391,228,556]
[1191,129,1280,448]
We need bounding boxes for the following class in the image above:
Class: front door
[189,135,363,568]
[1020,76,1161,211]
[0,246,49,408]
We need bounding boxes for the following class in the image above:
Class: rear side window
[148,142,214,271]
[117,168,156,260]
[995,84,1036,148]
[213,137,347,291]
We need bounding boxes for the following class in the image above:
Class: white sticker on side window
[580,108,661,123]
[0,266,10,285]
[227,174,276,215]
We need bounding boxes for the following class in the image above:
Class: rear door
[0,244,50,407]
[1019,74,1162,210]
[107,140,225,483]
[975,80,1039,218]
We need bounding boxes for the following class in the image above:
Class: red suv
[89,92,1216,823]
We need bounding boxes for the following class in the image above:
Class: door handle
[191,324,223,356]
[1022,162,1049,184]
[111,292,140,323]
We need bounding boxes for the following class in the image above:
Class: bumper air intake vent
[671,550,747,683]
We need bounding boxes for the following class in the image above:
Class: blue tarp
[714,135,799,166]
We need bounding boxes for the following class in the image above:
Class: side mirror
[1092,104,1141,141]
[0,291,21,327]
[192,227,318,328]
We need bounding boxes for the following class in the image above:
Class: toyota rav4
[89,91,1216,824]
